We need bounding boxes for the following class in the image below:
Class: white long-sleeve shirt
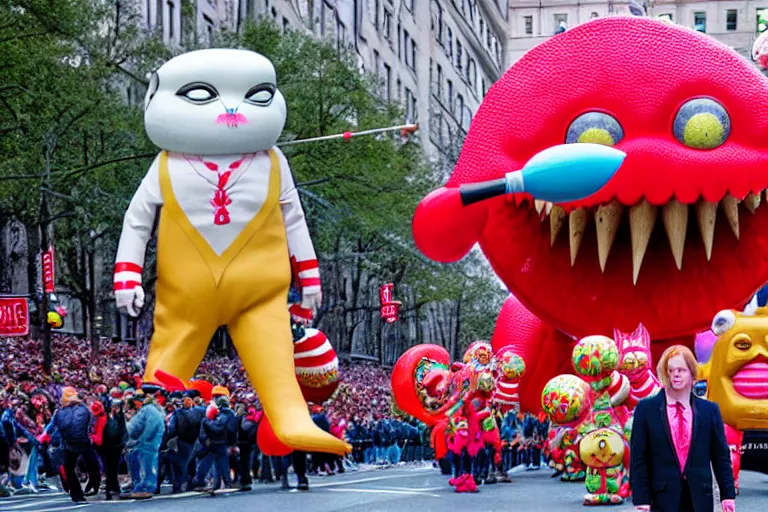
[114,148,319,291]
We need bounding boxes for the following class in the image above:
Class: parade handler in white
[113,48,350,456]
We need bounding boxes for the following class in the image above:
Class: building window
[405,88,417,121]
[447,79,454,111]
[456,93,464,121]
[405,0,414,12]
[383,8,392,40]
[246,0,256,19]
[467,59,476,87]
[374,0,380,30]
[447,27,453,57]
[384,63,392,101]
[271,6,277,18]
[437,63,443,98]
[167,1,175,39]
[398,23,402,58]
[726,10,737,31]
[396,78,402,101]
[156,0,163,27]
[590,12,598,19]
[659,13,673,22]
[480,18,485,42]
[435,3,444,44]
[481,78,487,98]
[694,12,706,32]
[283,16,289,31]
[524,15,533,35]
[410,42,417,72]
[203,14,214,42]
[554,13,567,33]
[456,40,463,71]
[373,49,380,77]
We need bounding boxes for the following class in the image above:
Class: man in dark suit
[630,345,735,512]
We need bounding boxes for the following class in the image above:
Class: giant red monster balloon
[414,17,768,413]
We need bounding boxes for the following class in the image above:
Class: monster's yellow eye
[566,112,623,146]
[734,338,752,351]
[673,98,730,150]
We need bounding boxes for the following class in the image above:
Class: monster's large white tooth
[662,200,688,270]
[629,200,658,285]
[550,205,566,246]
[595,201,624,273]
[569,208,588,266]
[745,192,761,214]
[696,200,718,261]
[722,195,740,240]
[545,202,553,215]
[535,200,546,215]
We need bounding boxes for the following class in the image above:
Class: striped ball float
[294,328,340,403]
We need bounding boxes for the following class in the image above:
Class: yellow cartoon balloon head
[701,307,768,430]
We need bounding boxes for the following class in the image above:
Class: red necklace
[184,155,245,225]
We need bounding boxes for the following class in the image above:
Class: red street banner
[0,297,30,337]
[379,283,401,323]
[42,246,55,293]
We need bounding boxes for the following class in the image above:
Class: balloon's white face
[144,49,287,155]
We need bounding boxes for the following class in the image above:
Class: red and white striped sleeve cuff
[295,259,321,291]
[114,262,142,290]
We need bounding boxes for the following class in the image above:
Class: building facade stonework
[505,1,768,67]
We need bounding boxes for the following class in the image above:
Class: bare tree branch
[40,211,76,224]
[296,177,331,187]
[58,152,156,181]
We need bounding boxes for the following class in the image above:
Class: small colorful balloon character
[493,347,526,414]
[614,323,661,408]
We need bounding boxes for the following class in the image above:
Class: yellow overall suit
[144,150,349,455]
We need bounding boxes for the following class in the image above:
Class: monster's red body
[413,18,768,413]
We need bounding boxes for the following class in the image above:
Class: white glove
[116,285,145,318]
[300,288,322,314]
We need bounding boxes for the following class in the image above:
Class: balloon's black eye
[176,82,219,104]
[245,84,276,106]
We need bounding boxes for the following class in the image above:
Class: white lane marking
[3,492,66,503]
[27,505,88,512]
[371,486,444,492]
[310,471,433,489]
[326,488,440,497]
[3,497,72,510]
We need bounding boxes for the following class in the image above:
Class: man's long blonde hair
[656,345,698,389]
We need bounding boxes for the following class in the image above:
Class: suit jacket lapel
[657,392,681,471]
[683,395,701,474]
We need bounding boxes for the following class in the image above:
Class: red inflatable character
[392,342,516,492]
[413,17,768,414]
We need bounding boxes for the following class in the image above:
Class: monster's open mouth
[732,355,768,399]
[535,193,763,283]
[483,190,768,339]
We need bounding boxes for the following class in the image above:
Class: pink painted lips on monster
[732,355,768,399]
[216,111,248,127]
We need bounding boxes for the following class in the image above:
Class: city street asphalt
[2,464,766,512]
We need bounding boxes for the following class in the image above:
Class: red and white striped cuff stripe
[114,262,142,290]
